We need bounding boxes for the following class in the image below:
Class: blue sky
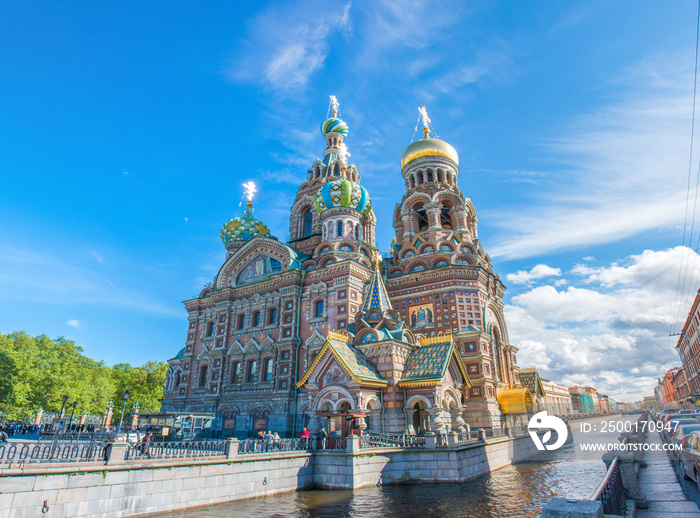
[2,1,700,401]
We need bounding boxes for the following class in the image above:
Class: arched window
[237,314,246,329]
[175,372,181,387]
[354,224,360,240]
[199,366,208,387]
[337,221,343,238]
[303,210,313,237]
[427,170,434,182]
[314,300,324,318]
[230,362,241,383]
[252,311,261,327]
[247,360,258,383]
[268,308,277,325]
[263,358,273,381]
[206,322,214,337]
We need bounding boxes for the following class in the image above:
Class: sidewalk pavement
[636,430,700,518]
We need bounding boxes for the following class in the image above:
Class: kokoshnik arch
[161,99,522,437]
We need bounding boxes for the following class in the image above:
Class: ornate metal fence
[590,456,626,516]
[237,436,347,454]
[0,441,106,464]
[124,440,226,460]
[360,432,427,449]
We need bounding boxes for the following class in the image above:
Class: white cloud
[489,52,696,260]
[506,264,562,285]
[66,319,80,328]
[89,250,103,264]
[508,247,700,401]
[227,1,351,91]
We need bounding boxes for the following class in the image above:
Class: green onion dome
[321,117,349,136]
[313,177,371,215]
[221,202,271,245]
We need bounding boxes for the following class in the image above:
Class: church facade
[160,101,521,437]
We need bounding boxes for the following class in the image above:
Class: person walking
[141,432,152,459]
[0,430,8,443]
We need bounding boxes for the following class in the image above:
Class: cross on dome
[330,95,340,117]
[418,106,433,138]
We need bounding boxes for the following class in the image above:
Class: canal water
[160,414,638,518]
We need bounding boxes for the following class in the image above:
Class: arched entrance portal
[412,401,429,435]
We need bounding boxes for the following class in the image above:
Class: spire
[243,181,257,213]
[418,106,431,139]
[362,252,392,313]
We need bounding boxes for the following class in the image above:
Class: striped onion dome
[313,177,371,215]
[321,117,348,136]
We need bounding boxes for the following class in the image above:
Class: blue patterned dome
[221,202,271,246]
[313,177,371,215]
[321,117,348,137]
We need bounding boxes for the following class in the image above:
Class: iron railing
[590,456,626,516]
[0,441,106,464]
[360,432,426,449]
[124,440,226,460]
[237,436,346,454]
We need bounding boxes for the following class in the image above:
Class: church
[160,99,522,438]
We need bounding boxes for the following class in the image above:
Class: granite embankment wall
[0,434,543,518]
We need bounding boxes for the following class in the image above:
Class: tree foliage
[0,332,166,422]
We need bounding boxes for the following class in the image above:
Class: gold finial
[330,95,339,118]
[373,250,381,270]
[243,181,257,213]
[418,106,431,139]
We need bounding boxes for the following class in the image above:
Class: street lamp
[131,401,140,431]
[118,391,130,431]
[68,401,78,431]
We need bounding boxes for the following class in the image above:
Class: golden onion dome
[401,137,459,169]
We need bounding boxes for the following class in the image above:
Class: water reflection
[160,415,635,518]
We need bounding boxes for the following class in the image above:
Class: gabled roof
[518,367,546,397]
[398,335,471,387]
[296,331,388,389]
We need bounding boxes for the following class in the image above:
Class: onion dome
[401,137,459,168]
[313,177,371,215]
[321,117,349,137]
[221,201,271,245]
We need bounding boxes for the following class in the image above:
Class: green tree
[0,332,166,424]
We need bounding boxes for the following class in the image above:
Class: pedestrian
[0,430,8,442]
[272,431,281,450]
[300,426,310,448]
[141,432,152,459]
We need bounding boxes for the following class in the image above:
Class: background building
[675,289,700,406]
[540,378,573,416]
[569,387,595,414]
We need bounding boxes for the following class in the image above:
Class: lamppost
[131,401,140,431]
[118,391,130,431]
[68,401,78,431]
[59,395,68,432]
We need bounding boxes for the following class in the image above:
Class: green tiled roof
[399,338,470,386]
[296,333,388,388]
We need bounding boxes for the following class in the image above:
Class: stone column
[451,408,466,433]
[428,408,446,434]
[425,202,442,231]
[307,413,323,436]
[225,438,239,459]
[346,435,361,453]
